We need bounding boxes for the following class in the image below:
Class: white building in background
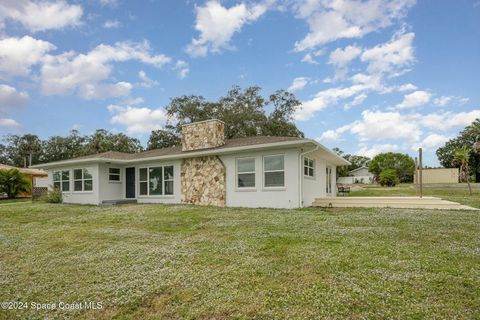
[337,166,374,185]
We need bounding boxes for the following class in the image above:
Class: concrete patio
[313,196,479,210]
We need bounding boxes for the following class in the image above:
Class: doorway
[125,167,136,198]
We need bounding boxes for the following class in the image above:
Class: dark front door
[125,167,136,198]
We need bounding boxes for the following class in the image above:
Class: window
[109,168,121,181]
[139,165,174,196]
[236,157,255,188]
[53,170,70,191]
[326,167,332,194]
[264,155,285,187]
[304,157,315,178]
[73,168,93,192]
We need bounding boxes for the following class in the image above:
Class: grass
[0,198,31,204]
[0,202,479,319]
[350,183,480,209]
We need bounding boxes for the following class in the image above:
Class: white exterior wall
[220,148,301,209]
[98,163,125,202]
[34,176,49,188]
[46,164,100,205]
[302,154,337,207]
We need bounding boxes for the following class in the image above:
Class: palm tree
[454,146,473,196]
[0,169,31,199]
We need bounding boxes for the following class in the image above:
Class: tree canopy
[436,119,480,182]
[368,152,415,183]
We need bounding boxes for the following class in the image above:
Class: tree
[437,119,480,182]
[333,148,371,177]
[147,130,181,150]
[82,130,142,155]
[454,146,473,195]
[0,169,31,198]
[41,130,86,163]
[368,152,415,183]
[2,134,43,167]
[157,85,304,148]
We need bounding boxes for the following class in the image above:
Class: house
[31,119,349,208]
[0,164,48,188]
[337,166,374,184]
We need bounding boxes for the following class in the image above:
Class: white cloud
[317,129,340,142]
[361,29,415,77]
[173,60,189,79]
[40,40,171,99]
[138,70,159,88]
[293,0,415,51]
[0,36,55,78]
[288,77,309,92]
[344,93,367,110]
[357,143,399,158]
[328,45,361,67]
[433,95,469,107]
[419,110,480,130]
[0,0,83,32]
[0,118,22,130]
[108,104,168,134]
[0,84,29,109]
[416,133,450,150]
[397,83,417,91]
[301,53,319,64]
[397,90,431,109]
[103,19,120,29]
[350,110,422,142]
[186,0,270,57]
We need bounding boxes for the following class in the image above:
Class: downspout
[298,145,320,208]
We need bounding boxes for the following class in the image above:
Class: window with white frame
[236,157,255,188]
[109,168,121,181]
[304,157,315,178]
[53,170,70,191]
[264,155,285,187]
[73,168,93,192]
[139,165,174,196]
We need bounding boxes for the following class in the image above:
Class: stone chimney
[181,119,225,151]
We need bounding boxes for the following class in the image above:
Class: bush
[0,169,31,198]
[45,187,63,203]
[378,169,399,187]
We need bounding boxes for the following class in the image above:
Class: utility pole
[415,157,419,197]
[419,148,423,198]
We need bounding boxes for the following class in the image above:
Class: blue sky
[0,0,479,165]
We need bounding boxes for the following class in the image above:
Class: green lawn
[350,183,480,209]
[0,202,479,319]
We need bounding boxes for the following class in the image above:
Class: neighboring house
[0,164,48,198]
[414,168,459,184]
[337,166,374,185]
[0,164,48,187]
[31,120,349,208]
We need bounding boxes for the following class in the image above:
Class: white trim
[235,157,256,189]
[108,167,121,182]
[263,154,285,189]
[304,156,315,179]
[53,169,70,192]
[138,165,175,197]
[73,168,93,192]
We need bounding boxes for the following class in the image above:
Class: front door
[125,167,136,198]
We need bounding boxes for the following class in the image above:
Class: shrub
[0,169,31,198]
[378,169,399,187]
[45,187,63,203]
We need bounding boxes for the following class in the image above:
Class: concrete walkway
[313,196,478,210]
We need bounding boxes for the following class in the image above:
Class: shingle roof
[46,136,305,162]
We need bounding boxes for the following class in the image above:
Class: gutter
[298,145,320,208]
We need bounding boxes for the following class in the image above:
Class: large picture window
[139,166,174,196]
[53,170,70,191]
[264,155,285,187]
[73,168,93,192]
[304,157,315,178]
[109,168,121,181]
[236,157,255,188]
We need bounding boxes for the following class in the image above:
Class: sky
[0,0,479,166]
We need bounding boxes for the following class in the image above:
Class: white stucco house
[32,119,349,208]
[337,166,374,185]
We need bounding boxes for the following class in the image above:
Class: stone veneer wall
[181,119,225,151]
[181,156,226,206]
